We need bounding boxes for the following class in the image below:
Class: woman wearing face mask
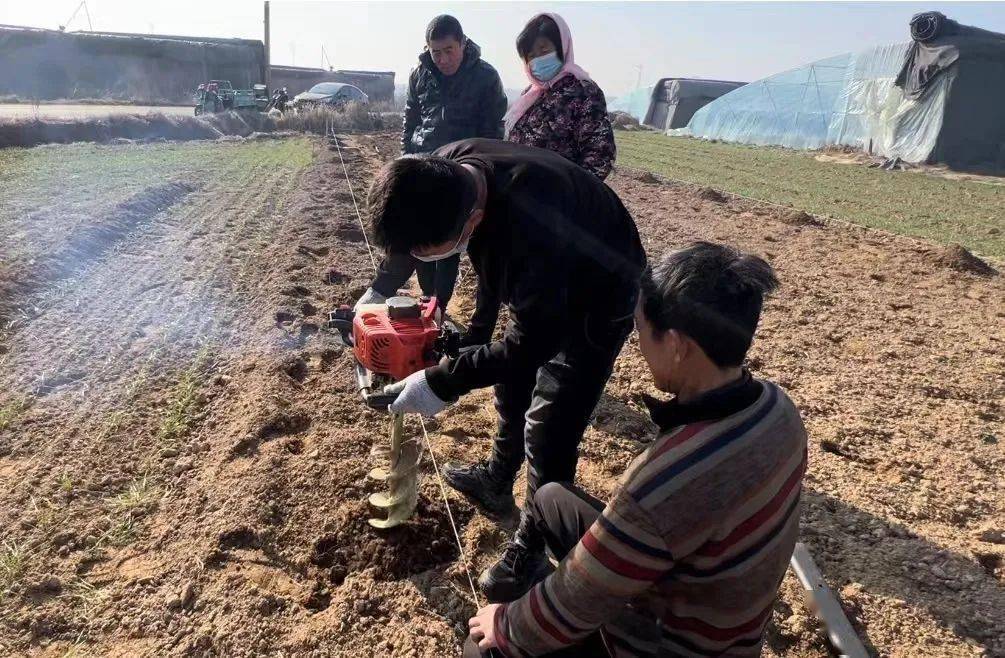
[505,13,616,180]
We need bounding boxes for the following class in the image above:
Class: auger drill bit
[367,412,420,529]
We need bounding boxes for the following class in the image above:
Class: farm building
[680,12,1005,168]
[0,25,265,104]
[610,78,745,131]
[0,24,395,105]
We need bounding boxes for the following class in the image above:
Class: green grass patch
[0,396,31,432]
[109,476,159,517]
[0,540,29,592]
[103,516,140,547]
[62,578,111,628]
[99,476,160,547]
[616,132,1005,259]
[28,496,61,531]
[157,345,213,445]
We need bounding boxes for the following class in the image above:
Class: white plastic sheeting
[608,85,655,123]
[678,42,951,163]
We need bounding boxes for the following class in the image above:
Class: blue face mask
[529,52,563,82]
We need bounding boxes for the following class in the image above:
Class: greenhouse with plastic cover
[672,12,1005,169]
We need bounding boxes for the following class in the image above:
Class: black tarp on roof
[895,12,1005,168]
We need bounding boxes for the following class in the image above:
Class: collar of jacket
[642,369,763,432]
[418,39,483,78]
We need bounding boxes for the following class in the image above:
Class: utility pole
[635,64,643,89]
[263,1,271,90]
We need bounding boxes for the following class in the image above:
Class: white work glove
[383,370,449,416]
[354,287,386,311]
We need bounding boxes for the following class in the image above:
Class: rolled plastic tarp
[909,12,956,43]
[909,10,1005,43]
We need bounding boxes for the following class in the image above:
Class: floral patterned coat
[507,75,616,180]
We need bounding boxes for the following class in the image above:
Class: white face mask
[412,219,473,262]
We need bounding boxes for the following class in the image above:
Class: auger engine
[329,296,459,528]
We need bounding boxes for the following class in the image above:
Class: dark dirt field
[0,131,1002,657]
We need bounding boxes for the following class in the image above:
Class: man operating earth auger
[370,137,647,604]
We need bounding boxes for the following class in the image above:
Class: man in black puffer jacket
[355,15,508,316]
[402,15,508,154]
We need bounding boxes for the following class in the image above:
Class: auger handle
[363,390,397,411]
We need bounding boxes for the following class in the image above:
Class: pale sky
[4,1,1005,97]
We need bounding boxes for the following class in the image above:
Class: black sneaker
[442,461,518,526]
[478,540,553,603]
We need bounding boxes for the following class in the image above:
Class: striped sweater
[495,378,807,657]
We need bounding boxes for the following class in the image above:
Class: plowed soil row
[0,132,1002,658]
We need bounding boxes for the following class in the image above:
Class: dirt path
[0,132,1002,657]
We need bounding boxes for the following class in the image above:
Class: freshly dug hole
[311,496,472,582]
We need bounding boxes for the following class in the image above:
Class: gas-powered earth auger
[329,296,460,528]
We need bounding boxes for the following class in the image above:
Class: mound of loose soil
[928,243,998,276]
[311,493,471,585]
[632,170,661,184]
[609,111,643,131]
[698,186,728,203]
[781,209,825,228]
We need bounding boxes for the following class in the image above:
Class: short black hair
[641,242,779,367]
[516,15,563,61]
[368,155,475,253]
[426,15,464,44]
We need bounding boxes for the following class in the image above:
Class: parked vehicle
[194,80,269,115]
[291,82,369,111]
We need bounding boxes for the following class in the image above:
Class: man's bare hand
[468,603,503,651]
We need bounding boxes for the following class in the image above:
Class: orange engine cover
[352,297,440,381]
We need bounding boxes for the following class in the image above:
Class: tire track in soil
[1,157,304,473]
[0,139,334,655]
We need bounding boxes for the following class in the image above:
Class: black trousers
[490,310,633,549]
[371,251,461,310]
[463,482,609,657]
